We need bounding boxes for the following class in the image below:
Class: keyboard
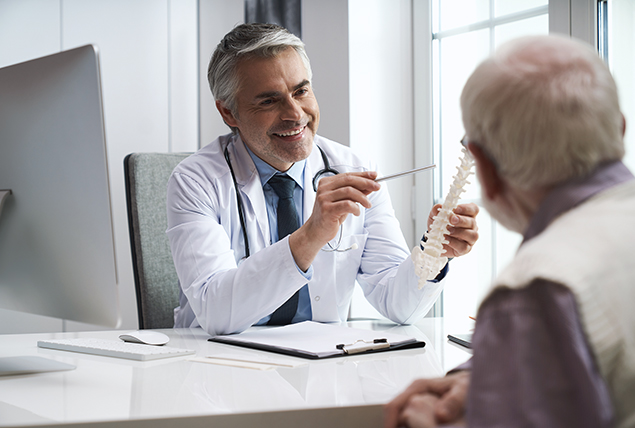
[38,338,196,361]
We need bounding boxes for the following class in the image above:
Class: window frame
[413,0,598,317]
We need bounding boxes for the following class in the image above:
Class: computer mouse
[118,330,170,346]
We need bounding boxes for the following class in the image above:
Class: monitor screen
[0,45,120,327]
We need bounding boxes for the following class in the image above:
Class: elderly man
[165,23,479,335]
[385,34,635,428]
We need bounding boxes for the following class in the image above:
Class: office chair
[124,152,191,329]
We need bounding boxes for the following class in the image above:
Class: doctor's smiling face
[217,47,320,172]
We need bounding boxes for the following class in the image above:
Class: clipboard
[209,321,425,359]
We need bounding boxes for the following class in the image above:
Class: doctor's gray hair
[208,23,312,115]
[461,34,624,190]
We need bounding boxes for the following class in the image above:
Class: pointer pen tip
[375,164,436,183]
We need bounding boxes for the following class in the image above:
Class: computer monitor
[0,45,120,328]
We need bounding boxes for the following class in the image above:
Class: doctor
[166,23,479,336]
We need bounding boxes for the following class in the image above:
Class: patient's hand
[399,393,440,428]
[384,371,470,428]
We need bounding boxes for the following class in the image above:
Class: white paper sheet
[210,321,422,359]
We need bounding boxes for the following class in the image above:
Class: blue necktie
[267,174,301,325]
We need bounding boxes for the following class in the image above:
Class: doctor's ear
[216,100,239,128]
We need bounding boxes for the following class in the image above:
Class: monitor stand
[0,356,76,376]
[0,189,11,221]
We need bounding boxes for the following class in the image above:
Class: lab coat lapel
[228,137,270,250]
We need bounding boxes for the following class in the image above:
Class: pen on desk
[375,164,436,183]
[336,338,388,350]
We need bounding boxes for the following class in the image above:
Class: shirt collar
[523,160,634,243]
[244,143,306,189]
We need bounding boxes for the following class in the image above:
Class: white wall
[347,0,424,320]
[610,0,635,172]
[349,0,417,248]
[198,0,244,146]
[303,0,350,146]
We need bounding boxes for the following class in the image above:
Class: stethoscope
[224,143,357,259]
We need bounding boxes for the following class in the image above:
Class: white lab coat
[166,134,444,335]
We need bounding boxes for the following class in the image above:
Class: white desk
[0,318,471,428]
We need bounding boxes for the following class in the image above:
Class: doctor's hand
[289,171,380,271]
[384,371,470,428]
[427,203,479,258]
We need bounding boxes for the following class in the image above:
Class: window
[350,1,615,327]
[602,0,635,172]
[427,1,549,330]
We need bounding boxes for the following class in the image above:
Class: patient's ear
[469,142,504,200]
[216,100,238,128]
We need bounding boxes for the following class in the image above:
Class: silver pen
[375,164,436,182]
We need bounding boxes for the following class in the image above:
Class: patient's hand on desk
[384,371,470,428]
[397,394,440,428]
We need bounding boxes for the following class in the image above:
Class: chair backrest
[124,152,191,329]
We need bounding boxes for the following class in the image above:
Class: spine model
[412,147,474,288]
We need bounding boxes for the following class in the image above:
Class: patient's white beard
[481,191,527,235]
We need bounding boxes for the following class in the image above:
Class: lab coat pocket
[330,232,367,282]
[313,233,368,320]
[317,233,367,274]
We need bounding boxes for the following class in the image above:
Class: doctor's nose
[280,98,303,121]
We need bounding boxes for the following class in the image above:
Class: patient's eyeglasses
[461,134,500,170]
[460,134,469,149]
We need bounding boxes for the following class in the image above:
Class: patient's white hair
[461,34,624,189]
